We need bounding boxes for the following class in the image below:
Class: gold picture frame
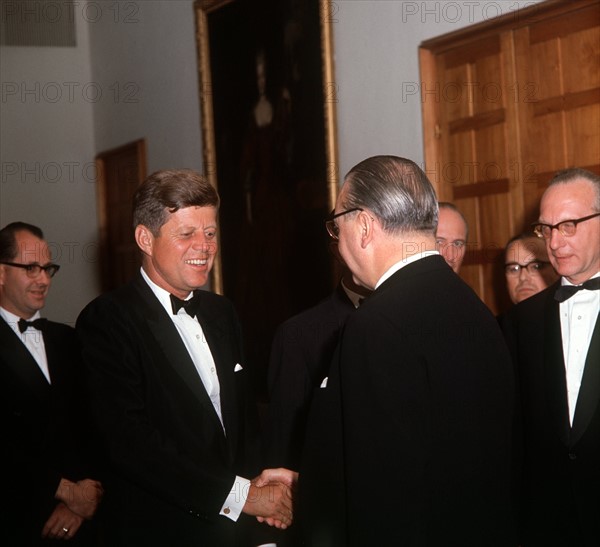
[194,0,339,295]
[194,0,340,396]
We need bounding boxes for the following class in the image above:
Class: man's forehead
[15,231,50,261]
[507,239,544,260]
[438,209,467,236]
[542,179,594,208]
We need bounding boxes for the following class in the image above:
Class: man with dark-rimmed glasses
[301,156,516,546]
[0,221,103,545]
[502,167,600,547]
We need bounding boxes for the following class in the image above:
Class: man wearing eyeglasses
[300,156,516,546]
[504,232,559,305]
[502,168,600,547]
[0,222,103,545]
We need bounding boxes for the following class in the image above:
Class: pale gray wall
[0,0,543,323]
[88,0,202,173]
[0,3,97,326]
[333,0,543,178]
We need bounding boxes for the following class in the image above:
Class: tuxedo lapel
[43,325,68,386]
[542,292,571,446]
[131,279,226,438]
[571,315,600,445]
[0,318,50,401]
[195,292,239,459]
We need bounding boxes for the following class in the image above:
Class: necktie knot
[170,294,199,318]
[18,318,48,333]
[554,277,600,303]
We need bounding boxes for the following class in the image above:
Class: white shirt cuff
[220,476,251,521]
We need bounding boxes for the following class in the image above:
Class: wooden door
[420,0,600,315]
[515,2,600,224]
[95,139,147,291]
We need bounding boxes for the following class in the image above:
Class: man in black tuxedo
[76,169,295,547]
[0,222,103,546]
[263,257,369,547]
[264,250,369,471]
[300,156,516,546]
[502,168,600,547]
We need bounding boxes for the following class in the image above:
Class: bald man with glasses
[0,222,103,546]
[502,168,600,547]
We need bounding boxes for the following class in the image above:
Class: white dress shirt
[0,306,51,383]
[559,272,600,425]
[140,268,250,522]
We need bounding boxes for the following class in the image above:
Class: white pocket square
[320,377,328,388]
[234,363,243,372]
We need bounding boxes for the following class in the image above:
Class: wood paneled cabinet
[420,0,600,314]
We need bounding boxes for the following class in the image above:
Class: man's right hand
[242,481,293,529]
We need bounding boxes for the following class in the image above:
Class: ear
[134,225,154,257]
[358,211,375,249]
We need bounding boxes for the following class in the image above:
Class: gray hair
[547,167,600,211]
[341,155,438,234]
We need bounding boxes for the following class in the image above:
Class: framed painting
[195,0,339,396]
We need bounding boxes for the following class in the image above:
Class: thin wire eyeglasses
[325,208,364,240]
[504,261,551,276]
[0,261,61,278]
[532,212,600,239]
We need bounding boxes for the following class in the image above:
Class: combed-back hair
[133,169,220,235]
[0,222,44,262]
[341,155,438,234]
[547,167,600,211]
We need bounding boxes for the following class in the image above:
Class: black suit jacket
[300,256,516,546]
[76,276,260,547]
[502,282,600,547]
[264,283,355,470]
[0,316,94,545]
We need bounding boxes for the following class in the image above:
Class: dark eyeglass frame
[0,261,60,278]
[504,260,551,276]
[325,208,364,240]
[532,212,600,239]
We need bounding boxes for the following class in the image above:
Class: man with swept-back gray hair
[299,156,516,546]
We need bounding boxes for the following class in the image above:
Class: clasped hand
[42,478,104,540]
[243,468,298,529]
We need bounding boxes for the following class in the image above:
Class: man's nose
[548,228,564,250]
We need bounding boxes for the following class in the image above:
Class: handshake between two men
[243,468,299,530]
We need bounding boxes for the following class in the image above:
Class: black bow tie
[18,318,48,333]
[554,277,600,303]
[170,294,200,318]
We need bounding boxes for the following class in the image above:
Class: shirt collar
[375,250,439,289]
[560,271,600,287]
[140,267,193,316]
[0,306,42,334]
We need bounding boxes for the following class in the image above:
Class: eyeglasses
[532,212,600,239]
[504,261,551,276]
[325,208,363,240]
[0,261,60,278]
